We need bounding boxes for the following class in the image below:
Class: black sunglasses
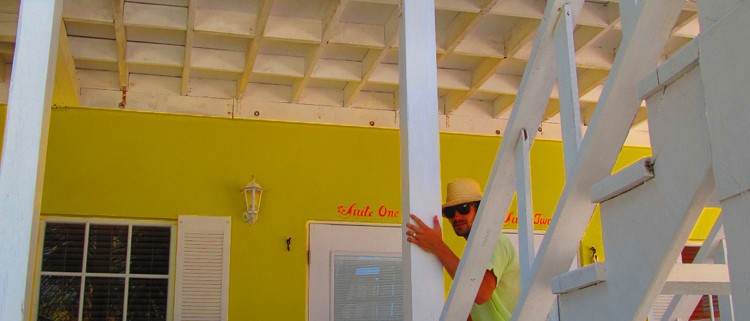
[442,202,477,219]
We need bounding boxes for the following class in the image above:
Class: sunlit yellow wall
[0,106,719,319]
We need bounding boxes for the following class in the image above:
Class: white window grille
[35,219,175,321]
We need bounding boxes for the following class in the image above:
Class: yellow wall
[0,106,720,319]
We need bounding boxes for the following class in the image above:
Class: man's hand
[406,214,445,254]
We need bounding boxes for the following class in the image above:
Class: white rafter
[112,0,128,89]
[290,0,348,103]
[180,0,195,95]
[236,0,273,98]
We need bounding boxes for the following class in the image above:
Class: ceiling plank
[123,2,187,30]
[236,0,273,98]
[444,57,502,113]
[444,17,536,113]
[181,0,195,95]
[112,0,128,89]
[504,17,540,57]
[491,94,514,118]
[437,0,498,63]
[291,0,348,103]
[343,4,399,107]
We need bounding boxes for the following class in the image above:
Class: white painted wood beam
[551,262,607,294]
[555,3,583,175]
[55,20,80,107]
[512,1,684,320]
[662,264,731,295]
[343,5,399,107]
[112,0,128,89]
[515,129,535,284]
[0,1,62,321]
[590,157,654,204]
[399,1,444,320]
[180,0,195,95]
[80,87,233,116]
[291,0,347,103]
[236,0,272,98]
[442,1,586,320]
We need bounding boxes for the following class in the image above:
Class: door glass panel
[333,255,403,321]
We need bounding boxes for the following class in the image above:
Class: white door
[308,223,403,321]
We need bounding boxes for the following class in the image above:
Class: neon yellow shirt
[470,232,521,321]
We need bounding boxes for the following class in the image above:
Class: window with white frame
[36,220,174,321]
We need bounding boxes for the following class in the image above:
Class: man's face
[446,202,477,238]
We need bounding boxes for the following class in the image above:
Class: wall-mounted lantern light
[242,176,263,224]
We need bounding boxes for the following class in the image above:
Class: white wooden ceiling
[0,0,699,145]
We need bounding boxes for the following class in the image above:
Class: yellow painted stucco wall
[0,105,720,319]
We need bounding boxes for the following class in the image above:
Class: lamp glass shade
[243,179,263,216]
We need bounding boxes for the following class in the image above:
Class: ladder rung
[552,262,607,294]
[591,157,654,203]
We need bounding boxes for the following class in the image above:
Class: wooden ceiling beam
[180,0,195,95]
[236,0,273,98]
[112,0,128,89]
[437,0,499,63]
[54,21,80,106]
[291,0,348,103]
[343,4,400,107]
[444,16,536,114]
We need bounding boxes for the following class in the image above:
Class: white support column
[442,2,585,320]
[554,3,582,175]
[515,129,534,284]
[398,1,444,320]
[698,2,750,318]
[0,1,63,321]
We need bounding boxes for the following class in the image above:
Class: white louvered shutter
[174,216,231,321]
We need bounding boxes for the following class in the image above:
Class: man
[406,178,520,321]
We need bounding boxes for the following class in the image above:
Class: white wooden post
[0,1,63,320]
[399,0,444,320]
[515,129,534,284]
[554,3,582,175]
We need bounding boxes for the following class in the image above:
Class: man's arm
[406,214,498,304]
